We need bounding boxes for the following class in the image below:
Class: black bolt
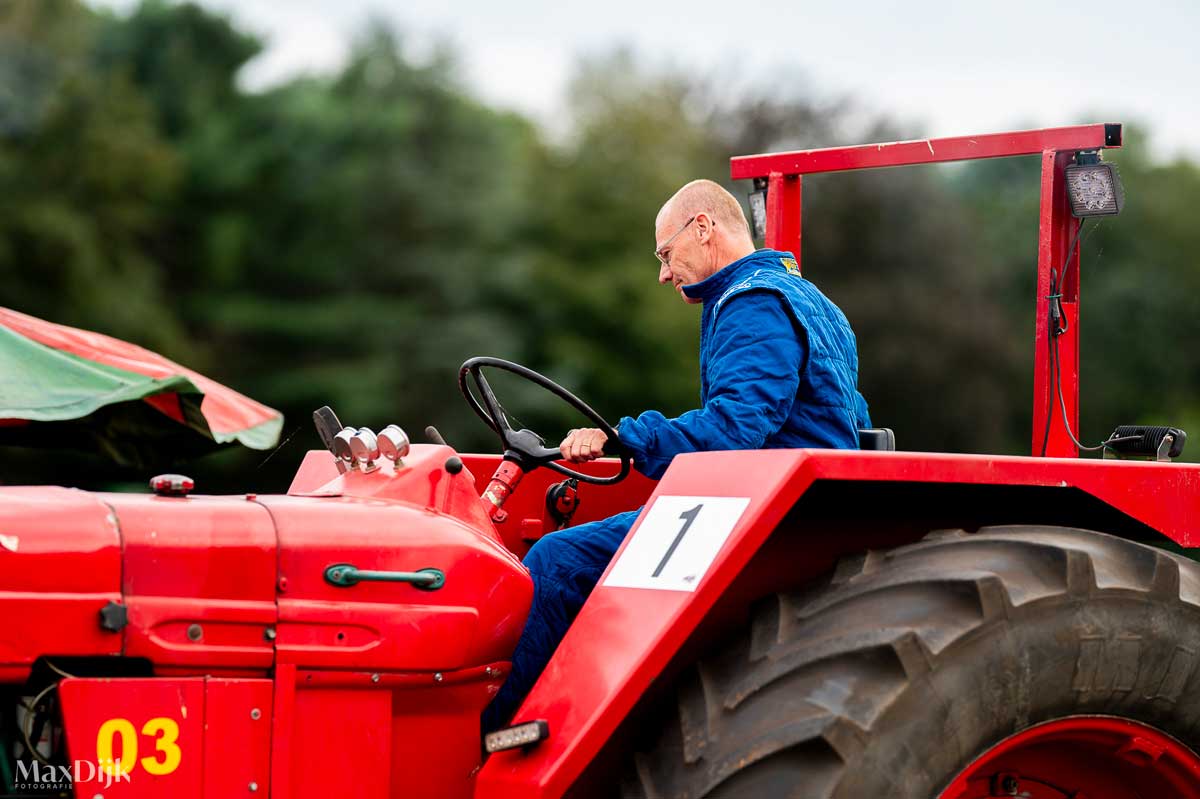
[99,601,128,632]
[186,624,203,642]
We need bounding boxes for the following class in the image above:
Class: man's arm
[616,290,805,479]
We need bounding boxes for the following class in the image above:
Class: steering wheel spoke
[458,357,631,486]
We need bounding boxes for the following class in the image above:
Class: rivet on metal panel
[250,708,261,720]
[248,782,259,793]
[278,576,288,593]
[371,673,380,683]
[263,627,276,641]
[433,672,444,683]
[186,624,203,642]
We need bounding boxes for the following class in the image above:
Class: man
[482,179,869,732]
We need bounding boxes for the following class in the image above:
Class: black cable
[1051,331,1104,451]
[1040,220,1085,456]
[1040,218,1142,456]
[1042,219,1095,453]
[1039,312,1056,457]
[1051,334,1142,453]
[1051,220,1086,337]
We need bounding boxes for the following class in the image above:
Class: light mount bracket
[747,177,768,240]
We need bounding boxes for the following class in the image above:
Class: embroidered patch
[780,257,801,276]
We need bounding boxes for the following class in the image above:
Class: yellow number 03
[95,717,181,777]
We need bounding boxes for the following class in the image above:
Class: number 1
[652,504,702,577]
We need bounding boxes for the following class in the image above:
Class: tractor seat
[858,428,896,451]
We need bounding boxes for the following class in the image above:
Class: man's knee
[523,531,577,582]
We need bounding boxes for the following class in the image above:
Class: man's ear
[695,212,714,243]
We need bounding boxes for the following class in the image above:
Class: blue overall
[482,250,870,732]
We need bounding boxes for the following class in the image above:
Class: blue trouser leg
[482,508,642,733]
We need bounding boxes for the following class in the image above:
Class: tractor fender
[475,448,1200,799]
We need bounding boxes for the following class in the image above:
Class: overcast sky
[92,0,1199,160]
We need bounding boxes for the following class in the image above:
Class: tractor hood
[0,445,531,681]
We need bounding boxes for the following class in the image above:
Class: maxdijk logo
[14,758,133,790]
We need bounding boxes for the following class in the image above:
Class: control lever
[425,425,449,446]
[313,406,349,474]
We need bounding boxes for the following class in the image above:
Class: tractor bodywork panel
[267,664,504,799]
[100,493,278,675]
[1,447,536,799]
[0,487,122,681]
[260,449,538,799]
[458,453,660,557]
[57,676,272,798]
[5,445,1198,799]
[260,492,531,672]
[476,448,1200,799]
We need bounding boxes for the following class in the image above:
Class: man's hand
[559,428,608,463]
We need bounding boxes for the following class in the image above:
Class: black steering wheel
[458,356,631,485]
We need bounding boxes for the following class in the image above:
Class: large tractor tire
[626,526,1200,798]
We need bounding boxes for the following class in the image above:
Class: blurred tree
[1078,129,1200,457]
[513,51,717,431]
[3,1,1197,491]
[92,0,258,139]
[520,54,1025,454]
[949,124,1200,460]
[107,16,545,488]
[0,0,186,356]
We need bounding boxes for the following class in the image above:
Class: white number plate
[602,496,750,592]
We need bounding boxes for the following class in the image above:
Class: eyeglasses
[654,215,697,268]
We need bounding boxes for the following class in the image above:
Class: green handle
[324,563,445,590]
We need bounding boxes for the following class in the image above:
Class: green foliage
[92,0,259,138]
[0,0,186,357]
[1080,136,1200,447]
[3,0,1199,490]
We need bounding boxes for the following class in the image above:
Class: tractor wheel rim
[939,715,1200,799]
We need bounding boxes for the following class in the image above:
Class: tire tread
[628,526,1200,798]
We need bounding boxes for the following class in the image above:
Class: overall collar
[682,249,783,304]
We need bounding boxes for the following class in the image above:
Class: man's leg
[482,508,642,733]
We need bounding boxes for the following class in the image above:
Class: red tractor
[4,123,1200,799]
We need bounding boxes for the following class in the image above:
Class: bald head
[654,179,758,301]
[657,179,753,243]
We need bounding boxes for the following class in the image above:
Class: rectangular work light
[484,719,550,754]
[1065,151,1124,218]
